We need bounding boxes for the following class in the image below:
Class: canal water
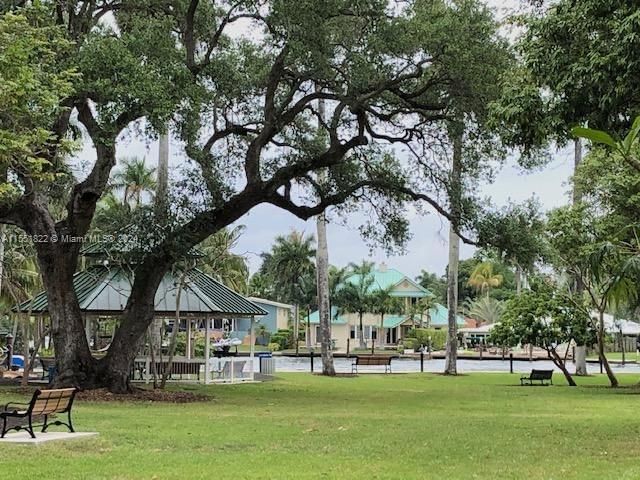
[273,356,640,375]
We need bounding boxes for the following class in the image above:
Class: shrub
[268,342,280,352]
[403,337,418,350]
[173,332,205,357]
[405,328,447,350]
[270,329,293,350]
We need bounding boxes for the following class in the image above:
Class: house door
[386,328,398,345]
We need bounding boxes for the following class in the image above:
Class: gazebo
[20,261,267,384]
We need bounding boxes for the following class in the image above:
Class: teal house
[308,263,464,350]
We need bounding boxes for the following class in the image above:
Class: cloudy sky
[92,132,574,280]
[80,0,569,280]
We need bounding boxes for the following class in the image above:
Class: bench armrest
[2,402,29,414]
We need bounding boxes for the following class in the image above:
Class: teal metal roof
[17,266,112,314]
[382,315,407,328]
[17,266,266,317]
[308,305,464,327]
[184,268,266,316]
[429,304,465,327]
[80,227,203,259]
[308,306,348,324]
[343,268,431,297]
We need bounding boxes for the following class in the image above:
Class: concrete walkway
[0,431,98,445]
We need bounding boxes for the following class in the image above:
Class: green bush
[405,328,447,351]
[403,337,418,350]
[173,332,205,357]
[268,342,280,352]
[270,329,293,350]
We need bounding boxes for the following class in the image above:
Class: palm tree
[110,157,157,208]
[468,262,503,298]
[92,192,132,234]
[334,261,376,349]
[406,295,437,328]
[465,296,504,326]
[260,231,316,305]
[0,244,40,311]
[371,288,404,351]
[198,226,249,293]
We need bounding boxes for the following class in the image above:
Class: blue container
[11,355,24,369]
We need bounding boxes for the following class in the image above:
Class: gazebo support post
[84,313,91,344]
[250,316,255,381]
[186,319,192,360]
[204,317,211,385]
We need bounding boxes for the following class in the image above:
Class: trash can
[258,352,275,375]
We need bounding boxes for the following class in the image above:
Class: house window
[363,326,377,340]
[315,326,320,343]
[410,297,418,305]
[213,318,234,331]
[350,326,356,339]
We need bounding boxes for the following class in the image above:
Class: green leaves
[622,116,640,155]
[572,116,640,174]
[571,127,617,149]
[0,6,77,204]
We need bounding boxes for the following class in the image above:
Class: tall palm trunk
[445,225,460,374]
[315,93,335,375]
[445,128,462,375]
[358,312,366,349]
[572,138,588,375]
[151,131,170,355]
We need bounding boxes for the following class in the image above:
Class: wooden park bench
[0,388,78,438]
[351,355,394,374]
[520,369,554,386]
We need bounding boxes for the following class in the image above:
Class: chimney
[379,262,388,272]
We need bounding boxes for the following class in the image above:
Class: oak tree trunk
[38,244,97,388]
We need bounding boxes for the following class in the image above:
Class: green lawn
[3,373,640,479]
[588,351,639,362]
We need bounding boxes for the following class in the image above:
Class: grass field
[2,373,640,479]
[588,352,639,362]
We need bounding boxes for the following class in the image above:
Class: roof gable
[17,266,266,317]
[343,267,431,297]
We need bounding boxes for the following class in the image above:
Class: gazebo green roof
[18,266,266,317]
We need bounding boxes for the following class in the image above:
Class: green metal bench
[520,369,553,386]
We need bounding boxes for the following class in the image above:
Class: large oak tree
[2,0,504,391]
